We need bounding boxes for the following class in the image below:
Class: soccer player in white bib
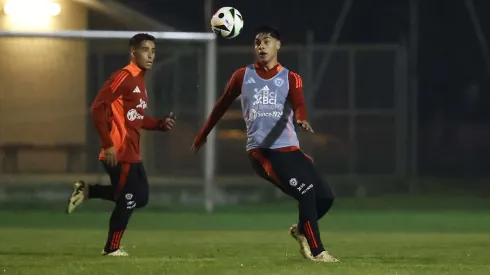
[191,26,339,262]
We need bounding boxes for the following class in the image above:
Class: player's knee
[324,190,335,203]
[135,200,148,209]
[135,194,149,209]
[317,180,335,202]
[316,192,335,220]
[319,196,334,210]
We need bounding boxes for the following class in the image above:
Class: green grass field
[1,197,490,274]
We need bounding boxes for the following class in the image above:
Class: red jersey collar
[254,62,283,72]
[124,61,144,77]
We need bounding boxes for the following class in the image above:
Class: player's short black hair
[129,33,155,48]
[254,25,281,41]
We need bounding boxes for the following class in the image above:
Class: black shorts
[248,148,332,201]
[101,161,149,209]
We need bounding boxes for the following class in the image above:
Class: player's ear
[130,47,136,59]
[276,41,281,50]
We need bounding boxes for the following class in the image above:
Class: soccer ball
[210,7,243,39]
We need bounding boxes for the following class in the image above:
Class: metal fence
[0,36,411,205]
[140,44,409,179]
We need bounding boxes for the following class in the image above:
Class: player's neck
[259,60,278,71]
[129,60,147,74]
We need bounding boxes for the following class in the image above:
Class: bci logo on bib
[253,85,277,105]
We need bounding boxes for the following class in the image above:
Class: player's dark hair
[129,33,155,48]
[254,25,281,40]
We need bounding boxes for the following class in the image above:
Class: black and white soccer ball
[210,7,243,39]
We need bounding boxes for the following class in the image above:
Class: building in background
[0,0,172,173]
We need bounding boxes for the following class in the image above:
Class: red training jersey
[90,61,165,163]
[195,62,307,152]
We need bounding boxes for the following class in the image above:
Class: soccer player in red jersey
[191,26,339,262]
[66,33,176,256]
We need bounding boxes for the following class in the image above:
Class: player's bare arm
[191,68,244,153]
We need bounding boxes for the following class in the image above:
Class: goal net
[0,30,218,211]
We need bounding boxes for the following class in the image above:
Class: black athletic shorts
[101,161,149,208]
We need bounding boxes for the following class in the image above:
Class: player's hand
[103,146,118,167]
[190,136,206,154]
[162,112,176,131]
[297,120,314,133]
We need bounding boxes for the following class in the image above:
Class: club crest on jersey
[127,109,144,121]
[274,77,284,87]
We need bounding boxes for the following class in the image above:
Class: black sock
[104,205,133,252]
[88,184,114,201]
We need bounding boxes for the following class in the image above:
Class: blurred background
[0,0,489,210]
